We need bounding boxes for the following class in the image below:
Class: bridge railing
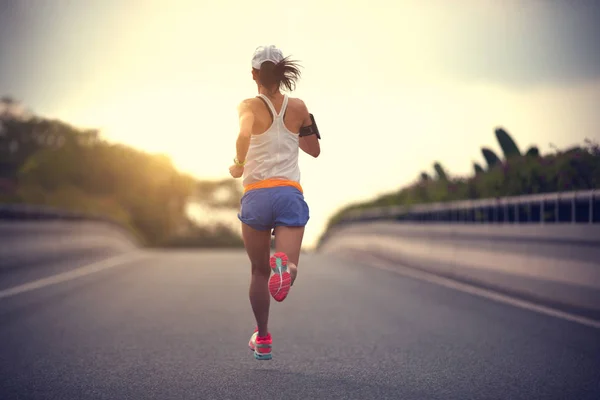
[0,203,141,246]
[0,203,110,222]
[335,189,599,226]
[319,190,600,318]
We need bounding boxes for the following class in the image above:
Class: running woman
[229,45,321,360]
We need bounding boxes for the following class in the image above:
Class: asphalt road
[0,221,136,290]
[1,249,599,400]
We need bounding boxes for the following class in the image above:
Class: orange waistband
[244,178,303,194]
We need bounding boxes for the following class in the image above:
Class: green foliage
[0,100,243,247]
[196,179,243,209]
[322,130,600,241]
[525,146,540,157]
[473,163,484,175]
[481,147,501,169]
[433,162,448,181]
[495,127,521,158]
[161,222,244,248]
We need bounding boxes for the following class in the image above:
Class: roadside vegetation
[0,96,243,248]
[324,127,600,230]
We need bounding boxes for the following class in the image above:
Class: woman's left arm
[298,101,320,158]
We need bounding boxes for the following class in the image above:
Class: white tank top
[242,94,301,187]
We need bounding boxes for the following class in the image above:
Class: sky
[1,0,600,248]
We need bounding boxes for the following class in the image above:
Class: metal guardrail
[336,189,599,225]
[0,203,127,229]
[0,203,140,244]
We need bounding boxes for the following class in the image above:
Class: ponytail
[256,57,302,92]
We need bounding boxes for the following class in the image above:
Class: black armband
[299,113,321,139]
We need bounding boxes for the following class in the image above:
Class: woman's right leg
[268,186,309,301]
[241,222,272,338]
[273,225,305,285]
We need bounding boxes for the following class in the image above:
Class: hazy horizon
[2,0,600,248]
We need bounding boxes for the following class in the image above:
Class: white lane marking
[349,253,600,330]
[0,251,148,300]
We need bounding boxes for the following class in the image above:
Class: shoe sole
[269,252,291,302]
[249,334,273,360]
[253,351,272,360]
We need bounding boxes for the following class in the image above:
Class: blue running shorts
[238,186,310,231]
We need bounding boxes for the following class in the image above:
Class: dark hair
[255,56,302,92]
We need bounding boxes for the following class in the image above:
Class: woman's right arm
[298,101,320,158]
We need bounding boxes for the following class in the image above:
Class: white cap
[251,45,284,69]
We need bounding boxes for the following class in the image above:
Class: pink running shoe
[248,327,272,360]
[269,252,292,302]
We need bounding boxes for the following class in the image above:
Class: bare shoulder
[287,96,307,108]
[286,96,309,115]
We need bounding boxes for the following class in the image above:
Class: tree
[195,178,243,209]
[525,146,540,157]
[0,96,242,247]
[322,126,600,239]
[0,96,30,120]
[495,127,521,158]
[433,162,448,181]
[481,148,501,169]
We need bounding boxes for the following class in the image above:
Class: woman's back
[248,93,307,136]
[242,93,308,190]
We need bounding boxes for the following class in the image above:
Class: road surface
[1,249,599,399]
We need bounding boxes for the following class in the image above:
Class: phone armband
[299,114,321,139]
